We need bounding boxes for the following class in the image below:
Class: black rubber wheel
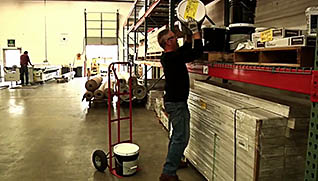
[92,150,108,172]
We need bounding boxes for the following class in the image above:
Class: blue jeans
[20,66,29,85]
[162,101,190,176]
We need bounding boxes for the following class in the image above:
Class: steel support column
[144,0,148,89]
[224,0,229,27]
[123,24,126,61]
[84,9,87,76]
[134,3,137,74]
[305,23,318,181]
[116,10,119,60]
[126,21,129,62]
[169,0,175,31]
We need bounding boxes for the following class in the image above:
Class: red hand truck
[92,62,134,177]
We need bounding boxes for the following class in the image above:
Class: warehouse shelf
[135,60,161,67]
[123,0,144,26]
[187,62,313,95]
[124,0,169,34]
[123,0,316,95]
[122,0,318,180]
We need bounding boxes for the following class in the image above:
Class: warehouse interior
[0,0,318,180]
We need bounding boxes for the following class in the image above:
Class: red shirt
[20,54,31,66]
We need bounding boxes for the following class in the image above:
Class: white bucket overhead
[176,0,206,23]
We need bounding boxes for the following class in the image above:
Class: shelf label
[184,0,199,20]
[203,65,209,75]
[260,29,273,42]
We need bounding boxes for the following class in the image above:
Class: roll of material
[119,85,130,102]
[105,88,114,98]
[117,82,128,92]
[105,77,115,98]
[133,85,147,100]
[84,91,94,101]
[129,77,138,88]
[118,78,126,85]
[94,82,107,99]
[118,72,130,84]
[85,77,103,91]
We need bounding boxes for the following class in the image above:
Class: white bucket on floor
[114,143,139,176]
[176,0,206,23]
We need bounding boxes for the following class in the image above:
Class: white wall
[204,0,318,29]
[255,0,318,29]
[0,0,132,66]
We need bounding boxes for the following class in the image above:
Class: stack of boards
[185,80,308,181]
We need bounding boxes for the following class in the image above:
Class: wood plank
[186,81,308,180]
[235,47,301,53]
[234,47,314,67]
[208,51,234,63]
[194,80,290,117]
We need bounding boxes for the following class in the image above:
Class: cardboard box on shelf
[258,28,301,43]
[254,41,265,49]
[265,38,289,48]
[272,28,300,39]
[252,32,261,42]
[289,35,316,47]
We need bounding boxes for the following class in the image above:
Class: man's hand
[187,18,199,34]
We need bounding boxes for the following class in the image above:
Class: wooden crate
[234,47,315,67]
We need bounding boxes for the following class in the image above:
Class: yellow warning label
[184,0,199,20]
[260,29,273,42]
[200,99,207,110]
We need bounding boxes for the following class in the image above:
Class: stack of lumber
[185,80,308,181]
[146,90,164,111]
[154,97,164,118]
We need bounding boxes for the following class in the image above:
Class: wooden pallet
[207,51,234,63]
[234,47,315,67]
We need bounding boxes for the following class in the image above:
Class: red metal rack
[187,63,314,95]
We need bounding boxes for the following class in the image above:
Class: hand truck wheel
[92,150,108,172]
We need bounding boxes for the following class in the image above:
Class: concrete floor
[0,78,205,181]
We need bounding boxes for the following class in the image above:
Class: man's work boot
[159,174,180,181]
[178,160,188,169]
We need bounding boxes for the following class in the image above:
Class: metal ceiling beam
[26,0,135,2]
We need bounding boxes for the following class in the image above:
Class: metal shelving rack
[123,0,170,89]
[123,1,318,180]
[305,30,318,181]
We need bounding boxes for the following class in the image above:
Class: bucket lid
[114,143,139,156]
[176,0,206,23]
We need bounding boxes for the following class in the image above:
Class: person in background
[20,51,33,86]
[157,18,203,181]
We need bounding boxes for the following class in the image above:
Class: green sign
[8,39,15,47]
